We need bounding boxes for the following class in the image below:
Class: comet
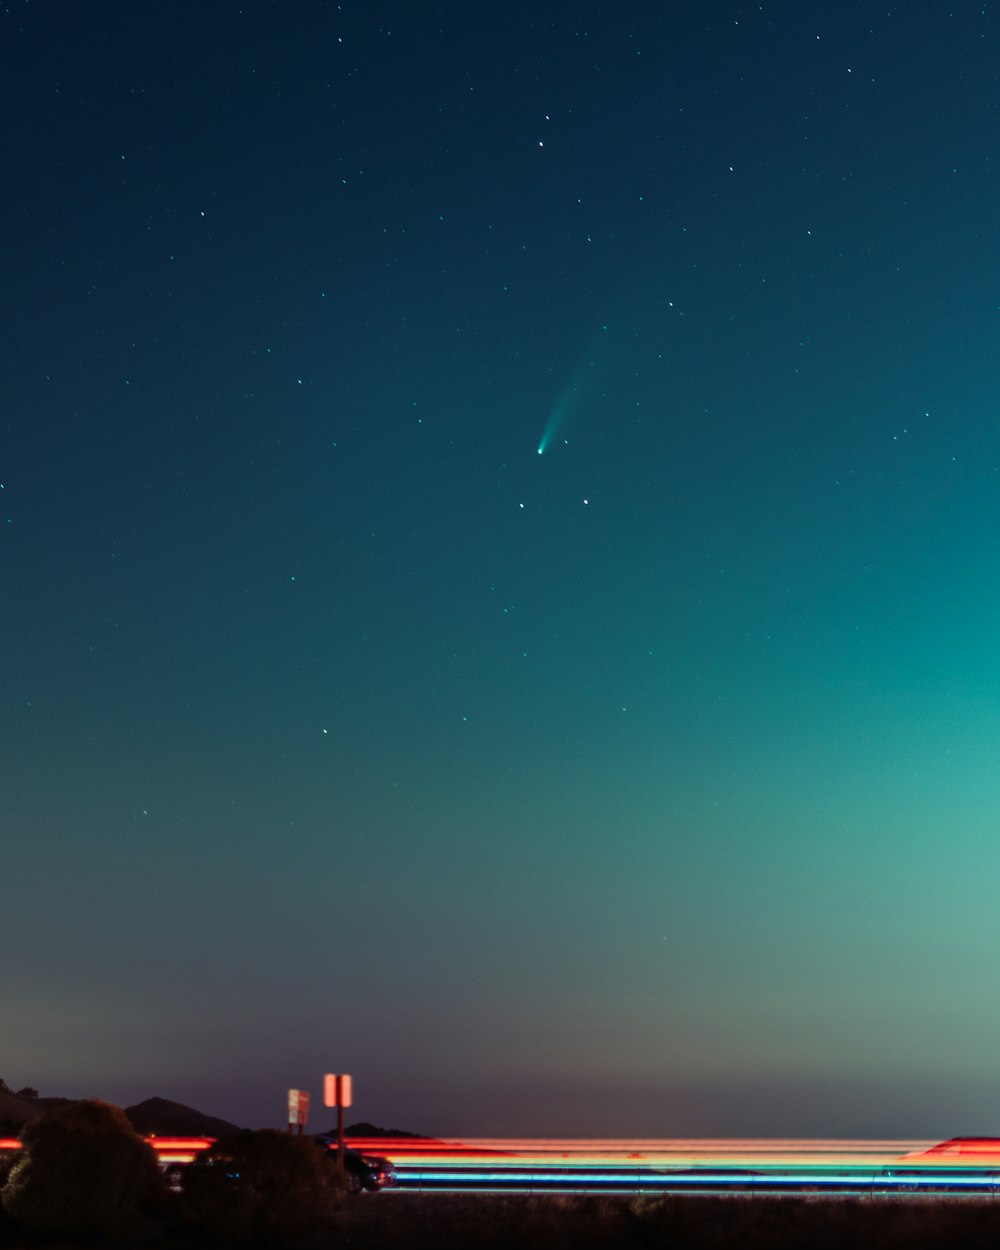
[536,385,580,456]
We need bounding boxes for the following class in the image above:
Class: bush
[0,1155,16,1249]
[0,1098,164,1238]
[177,1129,345,1245]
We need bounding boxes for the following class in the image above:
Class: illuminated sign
[287,1089,310,1126]
[323,1073,352,1108]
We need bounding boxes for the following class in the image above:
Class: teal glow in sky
[4,1,1000,1137]
[538,385,579,454]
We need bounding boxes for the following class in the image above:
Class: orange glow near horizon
[7,1133,1000,1177]
[338,1136,945,1165]
[0,1135,214,1162]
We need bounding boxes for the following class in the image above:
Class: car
[316,1139,396,1192]
[344,1148,397,1192]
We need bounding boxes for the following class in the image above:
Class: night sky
[5,1,1000,1138]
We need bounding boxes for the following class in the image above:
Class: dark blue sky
[5,1,1000,1136]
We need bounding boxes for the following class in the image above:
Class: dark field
[8,1191,1000,1249]
[325,1194,1000,1249]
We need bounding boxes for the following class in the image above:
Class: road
[88,1132,1000,1199]
[344,1137,1000,1197]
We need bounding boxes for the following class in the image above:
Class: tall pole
[323,1073,351,1175]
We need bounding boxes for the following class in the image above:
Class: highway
[11,1132,1000,1198]
[343,1136,1000,1196]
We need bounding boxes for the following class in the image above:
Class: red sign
[323,1073,352,1108]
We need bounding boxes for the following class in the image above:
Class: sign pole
[323,1073,353,1178]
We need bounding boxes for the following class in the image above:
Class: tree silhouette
[179,1129,345,1243]
[1,1099,163,1236]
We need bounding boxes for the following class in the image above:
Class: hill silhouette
[3,1087,422,1141]
[318,1120,423,1138]
[0,1087,42,1129]
[125,1097,242,1137]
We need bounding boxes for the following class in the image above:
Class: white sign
[287,1089,310,1125]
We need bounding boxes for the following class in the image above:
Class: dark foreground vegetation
[330,1193,1000,1250]
[5,1102,1000,1248]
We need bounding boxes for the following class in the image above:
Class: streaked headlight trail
[339,1136,1000,1197]
[8,1135,1000,1198]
